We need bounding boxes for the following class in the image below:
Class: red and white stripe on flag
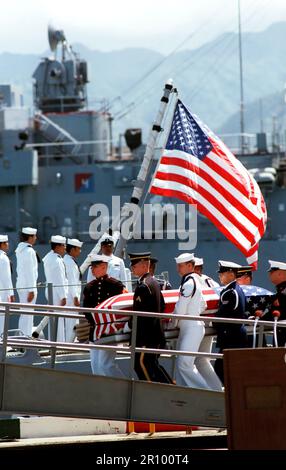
[92,289,219,340]
[150,100,267,268]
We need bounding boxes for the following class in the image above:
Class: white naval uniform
[15,242,38,335]
[199,274,220,288]
[0,249,14,334]
[174,272,222,390]
[43,251,68,342]
[193,273,223,391]
[87,254,128,286]
[63,253,82,342]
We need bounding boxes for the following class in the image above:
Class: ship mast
[238,0,245,154]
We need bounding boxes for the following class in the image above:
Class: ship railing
[0,301,283,379]
[219,132,286,155]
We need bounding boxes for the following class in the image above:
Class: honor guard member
[192,256,222,390]
[236,265,266,348]
[0,235,15,335]
[15,227,39,335]
[214,260,248,384]
[43,235,68,342]
[63,238,83,342]
[236,265,253,286]
[173,253,222,390]
[193,257,220,288]
[83,254,125,377]
[149,257,172,290]
[87,235,128,287]
[268,260,286,346]
[129,252,173,384]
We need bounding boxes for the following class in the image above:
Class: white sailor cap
[194,257,204,266]
[174,253,195,264]
[67,238,83,248]
[101,235,114,245]
[50,235,66,244]
[217,260,241,273]
[0,234,8,243]
[22,227,37,235]
[90,254,111,264]
[268,260,286,272]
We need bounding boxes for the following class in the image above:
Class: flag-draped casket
[92,286,274,342]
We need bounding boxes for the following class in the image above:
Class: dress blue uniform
[214,261,248,384]
[268,260,286,346]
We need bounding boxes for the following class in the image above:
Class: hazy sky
[1,0,285,54]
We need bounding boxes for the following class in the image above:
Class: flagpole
[114,80,174,258]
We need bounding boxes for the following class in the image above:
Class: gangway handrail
[0,301,283,375]
[0,300,283,328]
[1,337,223,359]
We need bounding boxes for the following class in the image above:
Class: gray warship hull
[0,26,285,293]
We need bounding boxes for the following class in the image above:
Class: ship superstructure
[0,27,286,288]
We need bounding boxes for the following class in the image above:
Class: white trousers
[64,298,78,343]
[17,290,37,336]
[90,347,125,378]
[195,335,223,391]
[46,294,66,342]
[175,320,221,390]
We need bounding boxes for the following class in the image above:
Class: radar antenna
[48,24,66,52]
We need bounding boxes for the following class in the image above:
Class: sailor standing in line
[15,227,39,335]
[43,235,68,342]
[63,238,83,342]
[87,236,128,287]
[268,260,286,346]
[173,253,222,390]
[193,257,219,288]
[0,235,15,335]
[214,260,248,384]
[83,254,125,377]
[129,252,173,384]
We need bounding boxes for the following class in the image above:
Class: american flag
[92,286,274,340]
[239,285,274,318]
[91,288,219,340]
[150,100,267,268]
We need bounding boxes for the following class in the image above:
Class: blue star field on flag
[214,285,274,318]
[166,100,213,160]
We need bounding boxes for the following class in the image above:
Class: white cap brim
[268,259,286,271]
[51,235,66,244]
[22,227,37,235]
[67,238,83,248]
[174,253,195,264]
[90,254,111,263]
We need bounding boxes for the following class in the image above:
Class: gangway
[0,300,280,428]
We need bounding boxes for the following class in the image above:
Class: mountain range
[0,22,285,144]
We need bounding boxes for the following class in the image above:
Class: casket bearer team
[173,253,222,390]
[214,260,248,384]
[129,252,173,384]
[83,254,125,377]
